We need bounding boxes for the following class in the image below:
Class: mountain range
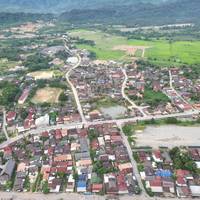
[59,0,200,26]
[0,0,174,13]
[0,0,199,26]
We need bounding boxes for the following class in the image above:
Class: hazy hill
[0,0,174,13]
[0,0,199,26]
[60,0,200,26]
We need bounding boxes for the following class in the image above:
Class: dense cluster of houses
[70,61,127,121]
[169,68,200,110]
[125,64,199,115]
[125,64,178,115]
[135,147,200,198]
[0,123,139,195]
[89,123,140,194]
[5,105,81,135]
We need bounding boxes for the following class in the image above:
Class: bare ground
[135,125,200,148]
[32,87,63,104]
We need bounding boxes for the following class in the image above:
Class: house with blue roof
[77,180,87,192]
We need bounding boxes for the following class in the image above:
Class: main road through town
[0,109,198,150]
[0,191,195,200]
[63,37,86,124]
[121,67,147,117]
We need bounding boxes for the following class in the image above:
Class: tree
[59,92,68,102]
[122,124,134,136]
[88,129,99,141]
[0,81,20,106]
[24,176,30,191]
[42,181,50,194]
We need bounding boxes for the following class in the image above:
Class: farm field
[69,29,200,65]
[31,87,63,104]
[69,30,131,61]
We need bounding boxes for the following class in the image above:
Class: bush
[42,181,50,194]
[133,152,140,163]
[59,92,68,102]
[122,124,134,136]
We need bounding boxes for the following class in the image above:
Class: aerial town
[0,19,199,200]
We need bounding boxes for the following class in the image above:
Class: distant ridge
[59,0,200,26]
[0,0,199,26]
[0,0,175,13]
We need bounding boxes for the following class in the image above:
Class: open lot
[31,87,63,104]
[69,29,200,65]
[27,70,55,80]
[135,125,200,148]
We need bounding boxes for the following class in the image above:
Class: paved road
[0,109,198,150]
[169,69,196,110]
[121,68,147,117]
[63,38,86,124]
[0,191,195,200]
[65,54,86,123]
[118,123,146,198]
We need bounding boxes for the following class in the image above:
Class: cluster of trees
[88,51,97,60]
[88,129,99,142]
[93,160,117,176]
[191,93,200,102]
[0,12,53,26]
[55,51,69,61]
[118,25,200,41]
[75,38,95,46]
[122,124,134,136]
[24,54,52,72]
[47,39,63,47]
[0,81,20,106]
[59,92,68,102]
[143,87,170,107]
[130,85,170,107]
[169,147,198,173]
[183,65,200,80]
[0,47,23,61]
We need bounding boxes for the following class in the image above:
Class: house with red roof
[55,129,62,140]
[117,173,128,194]
[18,88,30,105]
[152,150,163,163]
[6,111,16,124]
[92,183,103,193]
[147,177,163,193]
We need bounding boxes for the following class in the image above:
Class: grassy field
[69,30,130,61]
[95,97,119,108]
[69,29,200,65]
[134,49,143,57]
[31,87,63,104]
[0,58,21,72]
